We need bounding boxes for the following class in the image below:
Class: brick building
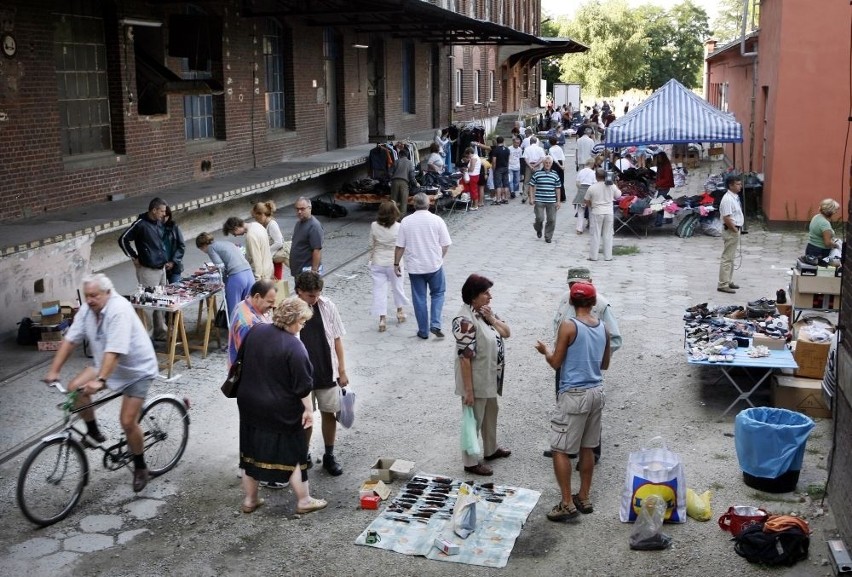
[0,0,585,335]
[705,0,851,546]
[0,0,584,222]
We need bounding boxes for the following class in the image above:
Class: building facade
[0,0,575,222]
[707,0,851,546]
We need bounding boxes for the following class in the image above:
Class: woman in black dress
[238,296,327,514]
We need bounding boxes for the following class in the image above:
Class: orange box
[360,495,380,510]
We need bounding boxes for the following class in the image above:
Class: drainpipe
[740,0,758,174]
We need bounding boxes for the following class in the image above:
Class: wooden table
[133,289,222,378]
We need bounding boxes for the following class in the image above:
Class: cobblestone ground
[0,154,837,577]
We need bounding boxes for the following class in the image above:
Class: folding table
[687,347,798,419]
[614,209,646,238]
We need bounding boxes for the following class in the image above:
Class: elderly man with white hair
[44,273,159,493]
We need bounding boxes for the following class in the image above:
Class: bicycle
[16,381,190,527]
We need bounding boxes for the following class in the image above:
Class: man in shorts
[488,136,511,204]
[535,282,611,522]
[44,273,159,493]
[295,271,348,476]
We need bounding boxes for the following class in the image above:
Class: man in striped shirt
[528,156,562,243]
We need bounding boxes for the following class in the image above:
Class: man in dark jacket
[118,197,169,340]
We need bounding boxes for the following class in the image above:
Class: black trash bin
[734,408,815,493]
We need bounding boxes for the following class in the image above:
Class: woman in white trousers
[370,200,411,331]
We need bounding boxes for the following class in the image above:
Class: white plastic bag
[620,436,687,523]
[629,494,672,550]
[337,387,356,429]
[452,483,478,539]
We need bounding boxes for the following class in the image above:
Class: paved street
[0,155,836,576]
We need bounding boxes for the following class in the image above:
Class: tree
[557,0,646,96]
[540,18,563,93]
[712,0,759,43]
[556,0,709,94]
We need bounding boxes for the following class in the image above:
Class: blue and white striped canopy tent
[605,79,743,147]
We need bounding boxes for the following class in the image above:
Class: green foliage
[712,0,759,43]
[557,0,709,93]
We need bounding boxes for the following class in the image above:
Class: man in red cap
[535,282,611,522]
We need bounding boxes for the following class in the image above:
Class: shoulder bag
[221,326,254,398]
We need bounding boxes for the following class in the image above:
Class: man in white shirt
[584,168,622,261]
[576,128,595,171]
[394,193,452,339]
[614,153,634,172]
[574,158,597,234]
[508,137,523,199]
[522,137,546,204]
[718,175,744,293]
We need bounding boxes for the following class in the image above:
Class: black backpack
[311,198,348,218]
[734,524,809,566]
[17,318,41,346]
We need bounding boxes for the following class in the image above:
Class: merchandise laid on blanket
[683,293,792,362]
[355,473,539,568]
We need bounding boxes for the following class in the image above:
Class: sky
[541,0,721,22]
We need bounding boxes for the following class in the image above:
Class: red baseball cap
[570,282,596,300]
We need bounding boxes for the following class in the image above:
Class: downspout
[741,0,758,174]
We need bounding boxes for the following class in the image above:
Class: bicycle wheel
[140,397,189,476]
[17,437,88,527]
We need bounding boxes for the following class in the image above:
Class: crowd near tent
[605,79,743,147]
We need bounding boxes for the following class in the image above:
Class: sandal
[241,498,265,514]
[396,310,407,324]
[547,501,580,522]
[378,318,387,332]
[572,494,593,514]
[296,497,328,514]
[484,448,512,461]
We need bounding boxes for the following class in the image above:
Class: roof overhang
[706,31,759,61]
[229,0,580,47]
[500,36,587,68]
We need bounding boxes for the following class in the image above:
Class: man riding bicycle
[44,273,159,492]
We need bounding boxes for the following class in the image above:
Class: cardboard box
[792,271,841,296]
[792,338,830,379]
[793,318,835,341]
[40,328,64,341]
[776,304,792,319]
[369,458,415,482]
[772,375,832,419]
[752,334,787,350]
[37,340,62,351]
[433,538,460,556]
[359,480,391,500]
[792,291,840,310]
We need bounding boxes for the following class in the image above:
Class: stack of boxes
[790,266,841,312]
[771,317,833,419]
[34,300,77,351]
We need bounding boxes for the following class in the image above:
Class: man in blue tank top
[535,282,611,522]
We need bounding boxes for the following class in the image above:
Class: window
[402,42,416,114]
[484,0,491,21]
[719,83,729,112]
[182,62,215,140]
[488,70,495,102]
[455,69,464,105]
[264,19,294,130]
[54,1,112,156]
[473,70,481,104]
[521,67,529,99]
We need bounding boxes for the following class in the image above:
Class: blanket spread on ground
[354,472,540,568]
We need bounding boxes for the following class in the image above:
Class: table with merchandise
[130,270,223,378]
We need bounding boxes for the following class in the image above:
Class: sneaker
[728,283,740,289]
[546,501,580,522]
[430,327,445,339]
[322,454,343,476]
[536,230,542,238]
[717,286,736,294]
[259,481,290,489]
